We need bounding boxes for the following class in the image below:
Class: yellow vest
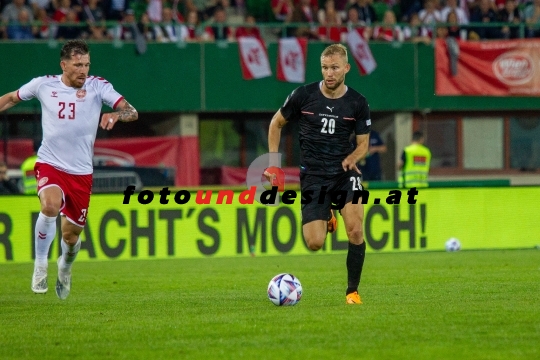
[400,143,431,188]
[20,155,38,195]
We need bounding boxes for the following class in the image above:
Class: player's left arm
[100,99,138,130]
[342,133,369,173]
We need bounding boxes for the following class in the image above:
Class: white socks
[34,212,57,267]
[59,238,81,271]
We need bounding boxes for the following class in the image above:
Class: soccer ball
[267,273,302,306]
[445,237,461,252]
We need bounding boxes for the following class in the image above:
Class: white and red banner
[347,29,377,75]
[436,38,540,96]
[277,37,308,83]
[237,36,272,80]
[1,136,199,186]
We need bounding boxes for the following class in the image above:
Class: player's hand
[342,157,361,174]
[100,113,118,130]
[263,169,276,184]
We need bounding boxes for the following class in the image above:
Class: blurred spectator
[373,9,402,41]
[524,0,540,38]
[110,8,137,39]
[400,0,423,22]
[81,0,106,40]
[349,0,377,25]
[344,6,372,40]
[7,8,36,39]
[185,9,200,40]
[103,0,129,20]
[418,0,442,25]
[138,12,156,40]
[403,12,431,44]
[235,13,261,39]
[286,0,318,39]
[189,0,214,21]
[56,8,81,39]
[232,0,246,17]
[440,0,469,25]
[30,0,54,18]
[469,0,499,39]
[445,11,460,39]
[207,0,235,18]
[154,6,188,42]
[2,0,34,23]
[344,5,361,27]
[168,0,190,20]
[318,0,339,24]
[204,6,233,41]
[52,0,71,22]
[35,7,53,38]
[272,0,293,21]
[0,162,20,195]
[147,0,163,22]
[318,5,343,42]
[499,0,521,39]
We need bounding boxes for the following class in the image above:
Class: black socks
[346,241,366,295]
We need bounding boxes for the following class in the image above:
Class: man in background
[0,161,20,195]
[359,130,387,181]
[20,139,40,195]
[398,130,431,188]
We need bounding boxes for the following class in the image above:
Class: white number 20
[320,118,335,134]
[350,176,362,191]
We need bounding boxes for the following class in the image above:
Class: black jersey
[280,81,371,175]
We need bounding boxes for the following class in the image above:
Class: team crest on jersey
[76,89,87,101]
[38,177,48,187]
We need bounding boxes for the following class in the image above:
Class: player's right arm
[264,109,288,183]
[268,109,288,153]
[0,91,22,113]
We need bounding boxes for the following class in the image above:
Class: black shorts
[300,170,364,225]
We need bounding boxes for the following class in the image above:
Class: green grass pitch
[1,249,539,359]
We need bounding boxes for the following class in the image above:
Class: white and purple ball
[445,237,462,252]
[267,273,302,306]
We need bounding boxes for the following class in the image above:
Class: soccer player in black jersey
[265,44,370,304]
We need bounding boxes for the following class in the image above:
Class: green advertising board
[0,187,538,263]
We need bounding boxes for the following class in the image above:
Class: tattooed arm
[100,99,138,130]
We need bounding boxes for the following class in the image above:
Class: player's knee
[346,228,363,243]
[61,231,79,245]
[40,201,60,217]
[305,235,325,251]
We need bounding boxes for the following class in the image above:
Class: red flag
[347,29,377,75]
[237,36,272,80]
[277,37,308,83]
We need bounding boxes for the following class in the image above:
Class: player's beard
[324,76,344,91]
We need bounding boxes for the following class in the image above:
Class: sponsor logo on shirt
[51,91,58,98]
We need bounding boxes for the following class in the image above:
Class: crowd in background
[0,0,538,42]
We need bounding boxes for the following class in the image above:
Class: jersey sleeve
[98,80,124,109]
[279,86,305,122]
[17,77,43,101]
[354,98,371,135]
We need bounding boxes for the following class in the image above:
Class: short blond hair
[321,44,348,63]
